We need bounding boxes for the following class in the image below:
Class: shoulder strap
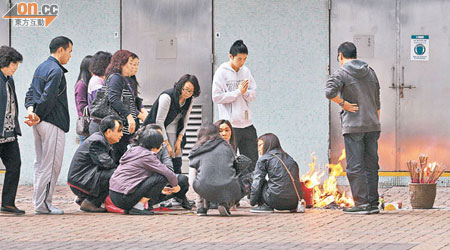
[272,153,301,201]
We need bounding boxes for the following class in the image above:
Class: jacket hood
[119,146,154,165]
[342,59,370,79]
[188,138,225,158]
[220,61,240,73]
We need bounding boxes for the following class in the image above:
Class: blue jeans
[343,131,380,207]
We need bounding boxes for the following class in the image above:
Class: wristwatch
[339,100,345,107]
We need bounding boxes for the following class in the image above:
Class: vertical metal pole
[395,0,401,171]
[8,0,11,47]
[328,0,332,163]
[120,0,122,49]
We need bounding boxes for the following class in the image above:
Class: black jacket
[250,149,302,210]
[25,56,70,132]
[107,73,141,133]
[188,139,242,203]
[67,132,117,196]
[144,87,192,134]
[0,71,21,137]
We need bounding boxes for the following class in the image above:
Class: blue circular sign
[414,44,426,55]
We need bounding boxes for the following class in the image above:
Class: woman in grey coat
[188,123,243,216]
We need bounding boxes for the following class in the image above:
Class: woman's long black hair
[76,55,92,87]
[258,133,286,157]
[193,123,223,149]
[214,119,236,152]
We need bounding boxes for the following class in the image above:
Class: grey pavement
[0,185,450,250]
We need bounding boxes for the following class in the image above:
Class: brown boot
[80,199,106,213]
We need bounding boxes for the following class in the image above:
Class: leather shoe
[74,196,85,206]
[1,206,25,215]
[80,199,106,213]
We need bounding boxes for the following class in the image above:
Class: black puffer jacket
[67,132,117,196]
[188,139,242,203]
[250,149,302,210]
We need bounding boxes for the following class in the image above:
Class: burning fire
[301,149,354,208]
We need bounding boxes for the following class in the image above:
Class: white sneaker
[49,206,64,215]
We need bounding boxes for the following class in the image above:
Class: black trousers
[172,157,182,174]
[255,180,297,211]
[70,168,115,207]
[110,174,189,210]
[158,174,189,204]
[112,133,132,164]
[234,125,258,171]
[0,140,21,207]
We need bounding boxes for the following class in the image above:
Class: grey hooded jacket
[188,139,242,203]
[325,59,381,134]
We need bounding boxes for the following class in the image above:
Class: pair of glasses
[182,88,194,94]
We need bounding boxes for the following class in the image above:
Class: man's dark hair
[229,40,248,57]
[100,115,122,134]
[0,46,23,68]
[49,36,73,54]
[338,42,357,59]
[173,74,201,98]
[138,128,163,150]
[89,51,112,77]
[146,123,162,131]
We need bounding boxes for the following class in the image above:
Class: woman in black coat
[250,133,302,213]
[102,50,146,163]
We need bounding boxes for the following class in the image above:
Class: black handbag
[90,74,120,120]
[76,106,90,136]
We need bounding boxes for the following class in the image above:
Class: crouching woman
[250,133,302,213]
[109,128,181,215]
[188,123,243,216]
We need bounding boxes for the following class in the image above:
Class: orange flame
[300,149,354,208]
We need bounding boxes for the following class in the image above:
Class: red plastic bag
[104,195,125,214]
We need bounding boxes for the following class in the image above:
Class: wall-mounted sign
[411,35,429,61]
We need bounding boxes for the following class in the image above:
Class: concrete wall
[2,0,331,184]
[213,0,330,172]
[0,1,9,46]
[9,0,120,184]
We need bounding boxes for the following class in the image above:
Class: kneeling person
[109,128,180,215]
[68,115,123,212]
[250,133,302,213]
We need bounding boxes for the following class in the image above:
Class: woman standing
[102,50,146,162]
[127,53,148,122]
[74,55,92,143]
[144,74,200,174]
[0,46,24,214]
[249,133,302,213]
[87,51,112,135]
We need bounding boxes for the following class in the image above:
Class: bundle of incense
[407,155,446,184]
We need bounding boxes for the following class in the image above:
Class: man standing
[25,36,73,214]
[325,42,381,214]
[212,40,258,168]
[68,115,123,212]
[0,46,24,214]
